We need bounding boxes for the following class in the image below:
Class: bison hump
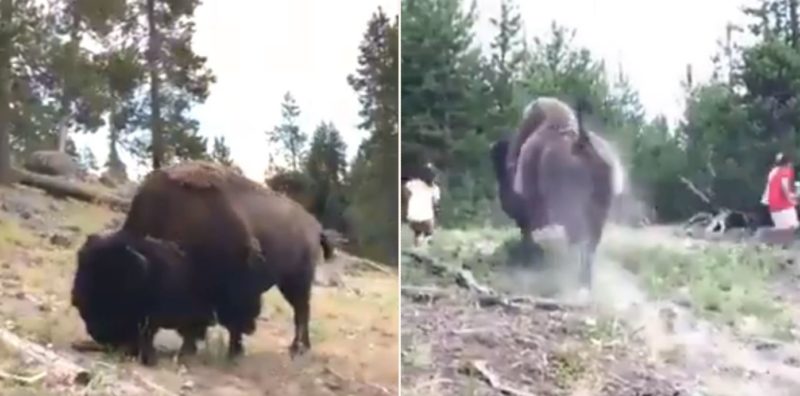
[158,161,268,193]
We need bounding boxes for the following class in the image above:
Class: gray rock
[49,232,73,248]
[24,150,82,177]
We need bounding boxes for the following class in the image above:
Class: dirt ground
[0,184,398,396]
[401,224,800,396]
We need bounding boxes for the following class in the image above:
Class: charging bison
[491,97,625,290]
[71,161,334,366]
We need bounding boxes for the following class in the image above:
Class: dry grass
[0,218,38,254]
[602,226,794,339]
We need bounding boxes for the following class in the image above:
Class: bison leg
[228,330,244,358]
[177,324,207,356]
[278,272,313,357]
[217,295,261,359]
[578,240,599,289]
[216,278,262,359]
[137,322,158,366]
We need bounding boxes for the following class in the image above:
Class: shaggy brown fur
[505,97,578,179]
[72,161,333,366]
[492,98,620,288]
[71,231,214,366]
[231,185,329,355]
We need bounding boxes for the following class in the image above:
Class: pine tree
[401,0,477,168]
[487,0,525,133]
[267,91,306,172]
[0,0,13,184]
[211,136,233,166]
[50,0,127,153]
[117,0,216,169]
[347,8,398,264]
[304,122,347,226]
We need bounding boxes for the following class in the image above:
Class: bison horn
[125,245,149,267]
[85,233,102,245]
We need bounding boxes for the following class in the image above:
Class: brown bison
[71,161,334,365]
[491,97,625,289]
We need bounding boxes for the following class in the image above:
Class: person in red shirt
[766,152,798,242]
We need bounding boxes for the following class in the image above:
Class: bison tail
[320,231,335,261]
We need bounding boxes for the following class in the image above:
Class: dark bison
[72,231,214,365]
[491,97,625,289]
[71,161,334,365]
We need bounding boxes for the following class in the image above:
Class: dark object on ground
[24,150,82,178]
[490,97,624,288]
[683,208,768,236]
[71,161,334,366]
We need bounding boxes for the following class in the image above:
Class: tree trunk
[0,0,12,185]
[147,0,163,170]
[790,0,799,48]
[56,2,81,153]
[56,121,69,152]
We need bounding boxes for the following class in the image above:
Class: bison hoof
[289,343,309,358]
[139,353,157,367]
[227,344,244,359]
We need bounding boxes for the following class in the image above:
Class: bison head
[71,231,184,349]
[491,135,527,229]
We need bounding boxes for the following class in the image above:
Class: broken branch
[678,176,713,206]
[0,369,47,385]
[461,360,536,396]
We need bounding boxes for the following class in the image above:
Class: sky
[472,0,757,127]
[74,0,399,180]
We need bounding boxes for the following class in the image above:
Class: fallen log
[402,250,450,276]
[15,168,130,211]
[683,212,714,229]
[337,251,393,275]
[0,327,91,386]
[455,269,494,296]
[477,295,578,311]
[705,209,730,235]
[403,250,577,311]
[401,286,448,303]
[0,328,175,395]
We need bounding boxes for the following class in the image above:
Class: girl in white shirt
[404,178,441,246]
